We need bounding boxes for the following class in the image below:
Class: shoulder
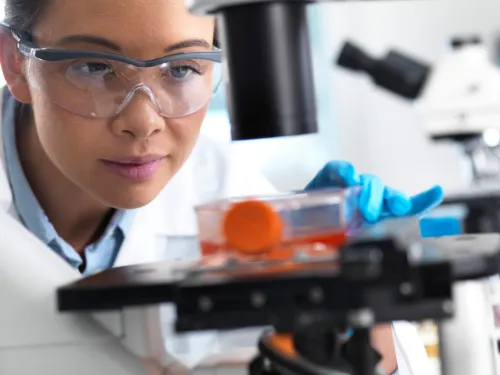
[188,134,232,201]
[190,135,232,180]
[145,135,276,234]
[136,135,232,237]
[150,134,276,214]
[188,134,277,201]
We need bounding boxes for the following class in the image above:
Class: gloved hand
[305,161,444,222]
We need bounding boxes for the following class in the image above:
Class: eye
[163,59,204,81]
[169,65,199,79]
[69,61,114,78]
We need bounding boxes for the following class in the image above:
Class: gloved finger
[305,161,361,190]
[383,186,412,216]
[334,161,362,187]
[407,185,444,216]
[377,185,444,222]
[359,175,385,222]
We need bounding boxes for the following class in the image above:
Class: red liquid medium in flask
[196,187,362,261]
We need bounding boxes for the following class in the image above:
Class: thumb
[305,161,363,190]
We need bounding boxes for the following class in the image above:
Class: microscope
[1,1,500,375]
[335,38,500,234]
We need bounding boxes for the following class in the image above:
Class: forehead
[34,0,215,56]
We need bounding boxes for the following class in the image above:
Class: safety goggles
[3,23,222,119]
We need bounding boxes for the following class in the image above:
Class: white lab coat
[0,91,432,374]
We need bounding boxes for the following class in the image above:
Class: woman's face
[12,0,215,209]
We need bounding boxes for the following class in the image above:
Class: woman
[0,0,442,374]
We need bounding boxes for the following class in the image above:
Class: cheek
[30,93,208,209]
[167,106,207,163]
[31,96,105,176]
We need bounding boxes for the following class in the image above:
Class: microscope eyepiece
[336,41,431,100]
[451,35,482,50]
[337,41,376,73]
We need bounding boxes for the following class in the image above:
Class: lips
[101,154,165,181]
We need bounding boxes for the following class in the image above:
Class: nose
[110,87,165,140]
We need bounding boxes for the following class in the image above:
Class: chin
[97,185,164,210]
[113,197,156,210]
[89,164,178,209]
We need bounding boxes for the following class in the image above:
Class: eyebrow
[55,35,211,53]
[56,35,121,51]
[165,39,211,53]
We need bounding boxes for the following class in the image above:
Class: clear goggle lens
[26,56,222,119]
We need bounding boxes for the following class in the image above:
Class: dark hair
[4,1,45,119]
[213,27,219,49]
[4,0,46,34]
[4,0,219,47]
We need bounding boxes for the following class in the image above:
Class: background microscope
[336,37,500,234]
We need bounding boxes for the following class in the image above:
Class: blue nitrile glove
[305,161,444,222]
